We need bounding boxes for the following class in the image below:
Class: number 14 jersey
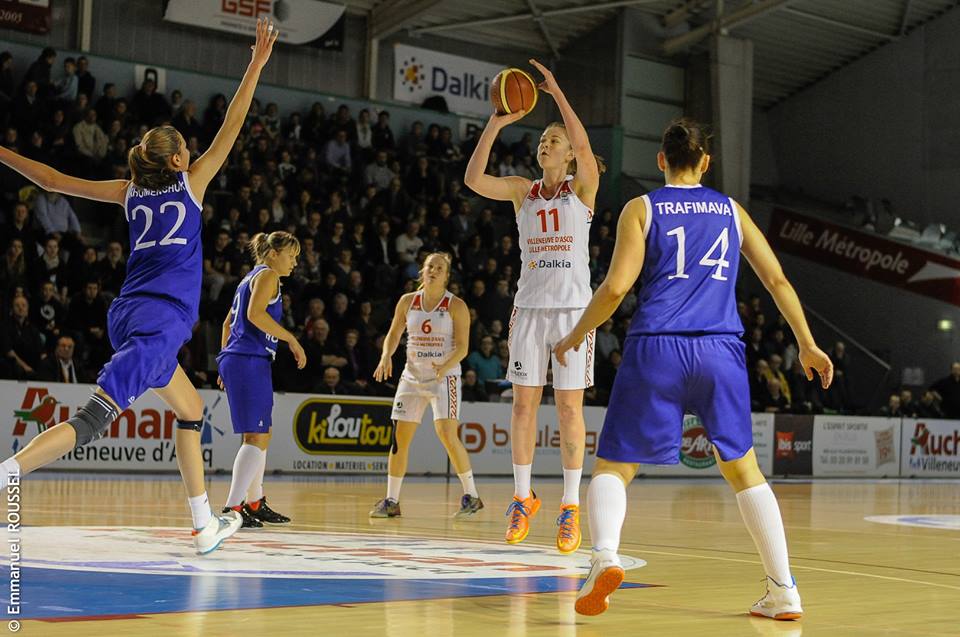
[628,184,744,337]
[515,175,592,309]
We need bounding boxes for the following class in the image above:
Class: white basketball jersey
[402,290,460,383]
[514,175,592,308]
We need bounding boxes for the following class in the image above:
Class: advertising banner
[772,414,814,476]
[2,381,236,471]
[163,0,345,50]
[812,416,900,477]
[0,0,50,35]
[768,208,960,307]
[393,44,503,117]
[900,418,960,477]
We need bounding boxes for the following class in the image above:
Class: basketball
[491,68,538,115]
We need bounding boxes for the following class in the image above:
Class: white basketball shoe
[575,549,625,616]
[750,576,803,620]
[192,510,242,555]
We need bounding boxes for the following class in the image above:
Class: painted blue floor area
[19,567,652,619]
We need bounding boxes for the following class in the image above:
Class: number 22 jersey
[628,184,744,337]
[120,171,204,319]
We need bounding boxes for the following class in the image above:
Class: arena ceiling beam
[408,0,665,37]
[526,0,561,57]
[781,7,900,41]
[663,0,715,29]
[662,0,800,55]
[370,0,445,40]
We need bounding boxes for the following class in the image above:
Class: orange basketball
[491,68,538,116]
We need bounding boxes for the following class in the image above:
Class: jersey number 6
[421,319,432,334]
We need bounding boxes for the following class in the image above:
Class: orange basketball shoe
[556,504,582,554]
[504,492,541,544]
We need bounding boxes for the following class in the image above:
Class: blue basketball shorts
[598,334,753,464]
[97,296,194,410]
[217,353,273,434]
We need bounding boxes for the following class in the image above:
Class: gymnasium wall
[763,6,960,227]
[0,1,76,50]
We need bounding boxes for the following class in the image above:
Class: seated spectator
[917,390,944,418]
[879,394,902,417]
[323,129,352,176]
[341,328,373,385]
[899,389,918,417]
[33,235,69,297]
[744,327,767,369]
[399,120,426,161]
[759,377,790,413]
[371,110,395,152]
[364,150,395,191]
[930,362,960,418]
[2,295,43,380]
[596,319,620,362]
[316,366,346,395]
[202,229,237,302]
[461,369,487,402]
[304,319,347,378]
[34,191,85,254]
[98,240,126,298]
[131,78,171,126]
[40,335,88,383]
[395,221,423,267]
[4,202,42,257]
[73,108,108,170]
[66,280,109,369]
[466,336,501,385]
[768,354,791,404]
[0,238,28,296]
[31,280,66,347]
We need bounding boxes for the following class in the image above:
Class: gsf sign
[221,0,271,18]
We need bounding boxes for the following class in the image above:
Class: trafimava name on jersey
[294,397,393,455]
[680,414,716,469]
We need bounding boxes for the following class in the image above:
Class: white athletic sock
[587,473,627,555]
[0,459,21,489]
[387,475,403,502]
[226,444,262,508]
[458,470,478,498]
[513,463,532,499]
[562,468,583,506]
[736,483,793,585]
[246,447,267,504]
[188,492,212,530]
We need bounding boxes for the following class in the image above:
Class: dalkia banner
[393,44,503,117]
[767,208,960,307]
[0,0,51,35]
[162,0,345,50]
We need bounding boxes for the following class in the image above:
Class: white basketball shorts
[391,374,461,422]
[507,307,595,390]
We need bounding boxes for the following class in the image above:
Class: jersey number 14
[666,226,730,281]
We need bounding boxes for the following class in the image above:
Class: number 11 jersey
[515,175,592,309]
[628,184,744,337]
[120,171,204,320]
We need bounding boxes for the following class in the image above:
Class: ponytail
[661,118,710,171]
[249,230,300,264]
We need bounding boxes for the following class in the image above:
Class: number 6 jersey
[120,171,203,319]
[628,184,744,337]
[515,175,592,309]
[403,290,460,383]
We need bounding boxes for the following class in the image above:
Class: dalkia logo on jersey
[679,415,715,469]
[294,398,394,455]
[527,259,572,270]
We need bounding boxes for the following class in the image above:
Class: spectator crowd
[0,46,948,416]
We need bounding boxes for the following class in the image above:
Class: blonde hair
[128,125,183,189]
[417,251,453,289]
[249,231,301,264]
[544,122,607,176]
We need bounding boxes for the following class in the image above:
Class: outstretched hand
[529,59,559,96]
[250,18,280,69]
[489,110,528,128]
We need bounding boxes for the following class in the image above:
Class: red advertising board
[0,0,51,35]
[768,208,960,306]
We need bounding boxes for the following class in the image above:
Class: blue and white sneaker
[750,576,803,620]
[192,510,242,555]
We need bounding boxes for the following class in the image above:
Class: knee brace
[67,394,119,447]
[390,420,399,455]
[176,419,203,432]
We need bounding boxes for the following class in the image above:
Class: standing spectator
[94,83,117,123]
[465,335,501,385]
[931,362,960,418]
[12,81,41,138]
[2,296,43,380]
[131,78,171,126]
[23,47,56,97]
[76,56,95,100]
[40,335,86,383]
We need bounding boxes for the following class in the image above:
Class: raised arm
[188,18,279,201]
[464,112,532,211]
[738,203,833,388]
[529,59,598,206]
[433,297,470,379]
[0,146,128,205]
[554,197,647,364]
[373,293,412,382]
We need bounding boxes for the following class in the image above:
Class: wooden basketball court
[11,475,959,636]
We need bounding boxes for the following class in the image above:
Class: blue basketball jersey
[627,184,744,336]
[221,264,282,359]
[120,172,203,319]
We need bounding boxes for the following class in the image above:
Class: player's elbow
[761,272,790,294]
[602,280,630,301]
